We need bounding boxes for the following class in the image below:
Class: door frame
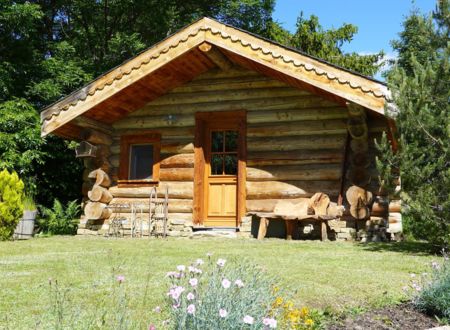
[193,110,246,227]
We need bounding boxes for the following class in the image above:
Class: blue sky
[273,0,436,77]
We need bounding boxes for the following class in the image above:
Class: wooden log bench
[247,212,338,241]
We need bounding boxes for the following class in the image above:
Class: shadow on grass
[356,241,439,256]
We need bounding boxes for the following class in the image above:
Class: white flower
[206,252,213,257]
[221,278,231,289]
[153,306,161,313]
[217,258,226,267]
[263,317,277,328]
[219,309,228,318]
[196,258,204,265]
[188,266,202,274]
[187,292,195,301]
[177,265,186,272]
[243,315,254,324]
[187,304,196,315]
[410,273,416,278]
[235,279,244,288]
[431,261,440,270]
[189,278,198,287]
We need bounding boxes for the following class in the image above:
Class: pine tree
[378,0,450,247]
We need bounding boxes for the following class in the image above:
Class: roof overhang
[41,17,391,138]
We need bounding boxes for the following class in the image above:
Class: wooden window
[119,133,160,186]
[210,130,238,175]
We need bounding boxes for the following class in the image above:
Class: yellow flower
[305,318,314,326]
[273,286,279,293]
[300,306,309,317]
[284,300,294,309]
[274,296,283,306]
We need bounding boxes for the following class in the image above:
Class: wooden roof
[41,17,391,138]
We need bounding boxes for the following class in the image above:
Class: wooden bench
[247,212,337,241]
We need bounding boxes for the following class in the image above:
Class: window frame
[118,133,161,187]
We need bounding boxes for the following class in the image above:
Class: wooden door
[205,129,239,226]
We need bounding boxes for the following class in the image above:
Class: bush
[157,255,320,329]
[38,199,80,235]
[413,254,450,321]
[0,169,24,240]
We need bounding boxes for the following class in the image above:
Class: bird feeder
[75,141,97,158]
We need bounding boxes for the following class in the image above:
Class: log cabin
[40,17,400,241]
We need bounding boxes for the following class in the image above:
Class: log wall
[96,66,390,238]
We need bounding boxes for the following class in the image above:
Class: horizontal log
[248,107,347,124]
[247,135,346,152]
[159,168,194,181]
[246,164,341,181]
[109,198,192,213]
[172,75,287,92]
[147,87,309,106]
[110,139,195,155]
[129,95,338,116]
[113,127,195,138]
[109,182,193,199]
[246,181,339,200]
[160,153,194,168]
[247,198,312,213]
[84,202,112,220]
[88,185,113,203]
[247,119,347,137]
[247,149,342,165]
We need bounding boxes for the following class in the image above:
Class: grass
[0,236,438,329]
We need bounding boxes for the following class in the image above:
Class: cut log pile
[84,169,112,220]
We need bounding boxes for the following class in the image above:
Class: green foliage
[38,199,80,235]
[378,0,450,248]
[0,169,24,240]
[289,13,384,76]
[375,133,399,196]
[22,194,37,211]
[0,99,45,194]
[414,256,450,321]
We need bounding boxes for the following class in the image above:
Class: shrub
[0,169,24,240]
[38,199,80,235]
[413,254,450,321]
[158,255,319,329]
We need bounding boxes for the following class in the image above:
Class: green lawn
[0,236,437,329]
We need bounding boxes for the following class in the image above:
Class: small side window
[129,144,154,180]
[119,134,160,185]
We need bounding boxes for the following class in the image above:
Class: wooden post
[321,221,328,241]
[285,220,295,240]
[257,217,269,240]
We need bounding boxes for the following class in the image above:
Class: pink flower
[153,306,161,313]
[196,258,204,265]
[217,258,226,267]
[221,278,231,289]
[166,271,178,278]
[187,304,196,315]
[243,315,254,324]
[263,317,277,328]
[187,292,195,301]
[148,325,156,330]
[167,286,185,300]
[431,261,440,270]
[172,302,180,309]
[219,309,228,318]
[116,275,125,283]
[177,265,186,272]
[235,279,244,288]
[189,278,198,287]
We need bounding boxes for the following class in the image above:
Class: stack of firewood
[84,169,113,220]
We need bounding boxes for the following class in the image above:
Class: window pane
[224,154,237,175]
[225,131,238,152]
[211,131,223,152]
[211,154,223,175]
[129,144,153,180]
